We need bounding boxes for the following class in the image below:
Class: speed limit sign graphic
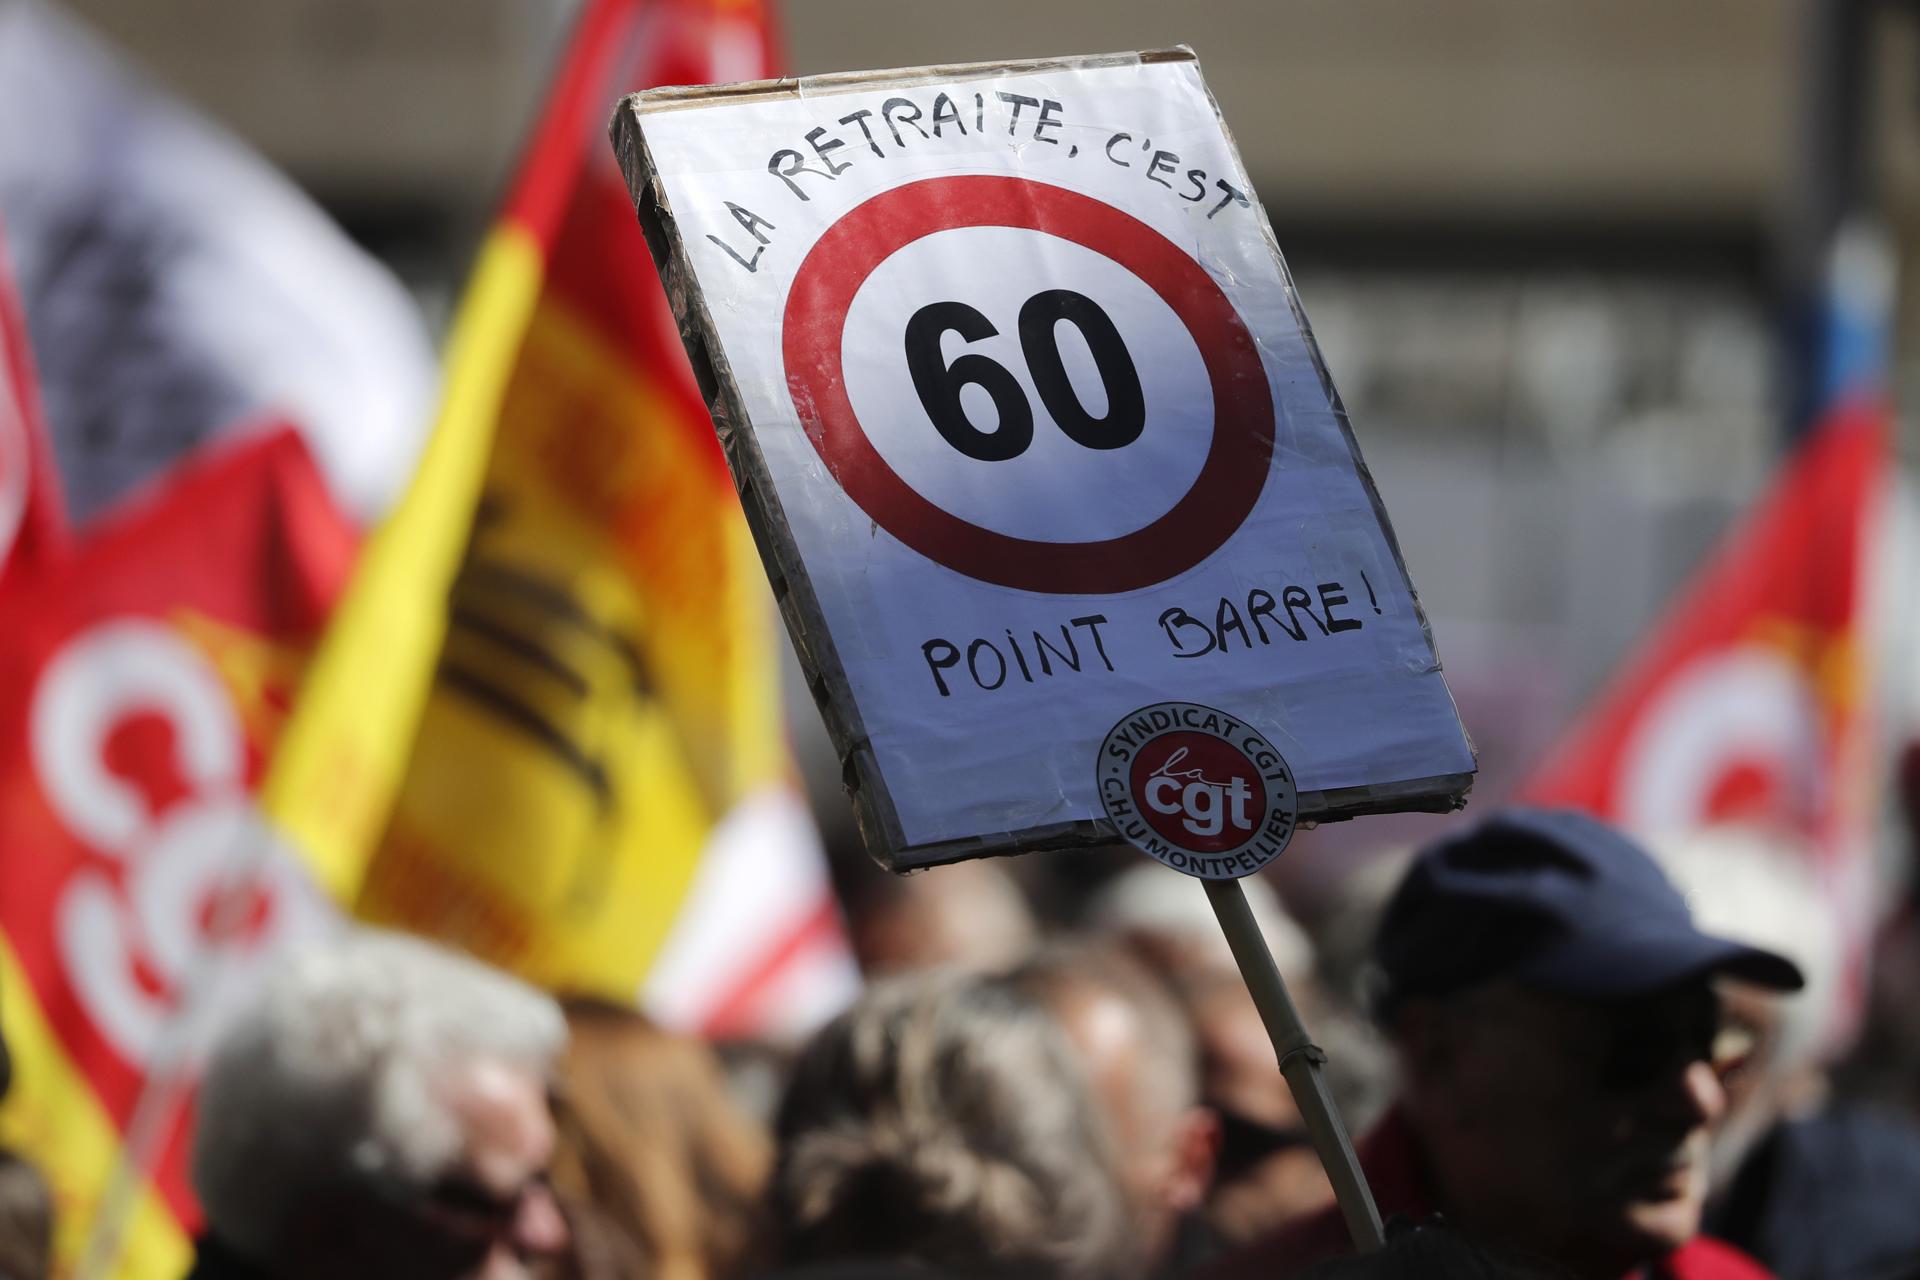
[615,49,1476,871]
[783,174,1272,594]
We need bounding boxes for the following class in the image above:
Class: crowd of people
[9,805,1920,1280]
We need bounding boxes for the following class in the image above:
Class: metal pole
[1204,877,1386,1253]
[1782,0,1875,439]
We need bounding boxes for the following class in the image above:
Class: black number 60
[902,290,1147,462]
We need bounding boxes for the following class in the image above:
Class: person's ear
[1161,1106,1222,1213]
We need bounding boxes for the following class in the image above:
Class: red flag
[0,216,65,579]
[0,427,352,1268]
[1520,403,1885,1018]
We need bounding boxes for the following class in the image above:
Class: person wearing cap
[1200,808,1803,1280]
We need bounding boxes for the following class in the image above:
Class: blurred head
[547,997,770,1280]
[1012,941,1218,1268]
[1185,979,1337,1243]
[1088,866,1359,1243]
[846,859,1036,977]
[1087,864,1315,983]
[1372,809,1802,1277]
[772,970,1129,1278]
[192,929,569,1280]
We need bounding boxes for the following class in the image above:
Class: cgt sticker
[1097,701,1297,879]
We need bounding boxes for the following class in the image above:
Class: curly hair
[772,971,1131,1278]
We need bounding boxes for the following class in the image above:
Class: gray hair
[192,928,566,1261]
[773,970,1130,1278]
[1011,939,1200,1134]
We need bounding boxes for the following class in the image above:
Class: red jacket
[1197,1108,1773,1279]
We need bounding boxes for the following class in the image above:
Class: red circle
[1127,730,1268,854]
[782,175,1274,595]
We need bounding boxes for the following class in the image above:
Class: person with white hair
[187,928,570,1280]
[1011,939,1220,1276]
[1087,866,1389,1246]
[1661,828,1920,1280]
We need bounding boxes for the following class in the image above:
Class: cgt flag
[1520,406,1886,1026]
[266,0,857,1036]
[0,430,352,1278]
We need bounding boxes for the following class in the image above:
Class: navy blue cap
[1370,808,1804,1017]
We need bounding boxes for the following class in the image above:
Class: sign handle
[1203,877,1386,1254]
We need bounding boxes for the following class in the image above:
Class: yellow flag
[267,0,852,1020]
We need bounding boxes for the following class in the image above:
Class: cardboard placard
[612,49,1475,871]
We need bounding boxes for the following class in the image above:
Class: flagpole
[77,830,294,1280]
[1204,878,1385,1253]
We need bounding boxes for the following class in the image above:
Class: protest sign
[612,49,1474,873]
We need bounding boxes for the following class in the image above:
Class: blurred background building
[56,0,1920,880]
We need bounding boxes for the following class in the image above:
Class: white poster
[619,51,1474,869]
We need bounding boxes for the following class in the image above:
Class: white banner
[0,1,435,525]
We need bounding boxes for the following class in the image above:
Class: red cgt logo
[1097,702,1296,880]
[1133,735,1266,851]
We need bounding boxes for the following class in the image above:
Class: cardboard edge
[882,773,1475,873]
[622,46,1196,114]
